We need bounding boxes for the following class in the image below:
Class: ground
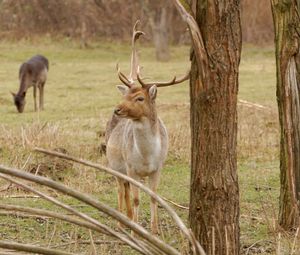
[0,39,298,254]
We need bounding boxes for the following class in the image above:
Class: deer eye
[136,97,144,102]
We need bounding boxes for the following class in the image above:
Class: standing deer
[106,21,189,234]
[11,55,49,113]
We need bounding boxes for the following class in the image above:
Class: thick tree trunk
[186,1,242,254]
[271,0,300,230]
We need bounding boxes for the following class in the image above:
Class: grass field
[0,39,298,254]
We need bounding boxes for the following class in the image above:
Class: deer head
[114,21,190,122]
[11,91,26,113]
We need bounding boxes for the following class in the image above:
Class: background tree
[174,0,241,254]
[0,0,272,45]
[140,0,173,61]
[271,0,300,230]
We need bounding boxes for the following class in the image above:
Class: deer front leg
[124,182,133,220]
[127,170,139,235]
[149,170,161,235]
[33,85,37,111]
[116,178,125,228]
[131,184,139,224]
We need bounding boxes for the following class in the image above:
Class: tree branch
[0,241,75,255]
[0,165,178,255]
[34,147,205,255]
[0,174,148,255]
[172,0,208,85]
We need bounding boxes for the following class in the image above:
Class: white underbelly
[129,153,162,177]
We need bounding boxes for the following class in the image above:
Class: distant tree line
[0,0,273,45]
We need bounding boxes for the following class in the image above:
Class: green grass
[0,39,297,254]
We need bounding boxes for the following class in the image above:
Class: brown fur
[106,85,168,234]
[12,55,49,113]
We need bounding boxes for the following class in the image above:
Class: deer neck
[17,72,31,95]
[131,110,160,153]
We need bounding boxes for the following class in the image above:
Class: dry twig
[161,196,189,210]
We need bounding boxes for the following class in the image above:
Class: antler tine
[155,70,190,88]
[116,63,133,88]
[137,70,191,89]
[132,20,145,43]
[137,66,147,88]
[129,20,145,81]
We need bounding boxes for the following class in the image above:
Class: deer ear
[149,85,157,100]
[10,91,16,97]
[116,85,129,95]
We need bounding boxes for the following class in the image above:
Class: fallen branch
[0,182,12,192]
[238,99,270,110]
[0,210,49,220]
[34,147,205,255]
[0,167,175,255]
[0,204,112,238]
[51,240,123,248]
[0,252,29,255]
[1,195,40,199]
[0,174,149,255]
[244,239,272,255]
[88,230,97,255]
[0,241,76,255]
[161,196,189,210]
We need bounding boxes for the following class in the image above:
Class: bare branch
[0,165,180,255]
[88,230,97,255]
[34,147,206,255]
[172,0,208,84]
[51,240,123,248]
[0,174,148,255]
[161,196,189,210]
[0,241,75,255]
[0,204,110,237]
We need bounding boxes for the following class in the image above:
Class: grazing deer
[11,55,49,113]
[106,21,189,234]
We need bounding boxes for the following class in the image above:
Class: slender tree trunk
[150,7,170,62]
[140,0,171,62]
[271,0,300,230]
[174,0,241,254]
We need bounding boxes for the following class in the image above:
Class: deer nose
[114,107,121,115]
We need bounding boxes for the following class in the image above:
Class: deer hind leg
[149,171,161,235]
[39,82,45,111]
[127,170,139,224]
[33,84,37,111]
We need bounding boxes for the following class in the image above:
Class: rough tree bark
[271,0,300,230]
[174,0,241,254]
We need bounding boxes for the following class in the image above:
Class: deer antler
[117,20,190,89]
[129,20,144,81]
[137,67,190,89]
[117,20,144,88]
[116,63,133,88]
